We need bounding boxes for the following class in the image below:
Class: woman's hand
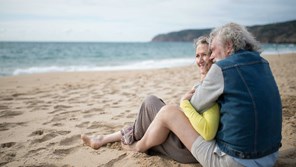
[200,74,206,81]
[180,89,195,102]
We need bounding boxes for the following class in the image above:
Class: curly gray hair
[193,36,209,49]
[209,23,261,53]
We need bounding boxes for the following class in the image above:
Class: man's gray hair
[193,36,209,49]
[209,23,261,53]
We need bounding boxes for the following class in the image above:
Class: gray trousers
[133,95,197,163]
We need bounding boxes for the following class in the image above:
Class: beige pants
[191,136,243,167]
[132,95,197,163]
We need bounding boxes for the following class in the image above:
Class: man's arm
[190,64,224,112]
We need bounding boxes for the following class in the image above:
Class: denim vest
[215,50,282,159]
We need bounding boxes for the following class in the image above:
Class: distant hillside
[151,20,296,43]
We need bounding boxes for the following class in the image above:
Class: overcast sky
[0,0,295,42]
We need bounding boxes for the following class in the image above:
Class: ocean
[0,42,296,76]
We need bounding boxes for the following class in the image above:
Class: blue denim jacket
[191,50,282,159]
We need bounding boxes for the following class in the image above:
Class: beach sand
[0,54,295,167]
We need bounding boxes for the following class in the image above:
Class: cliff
[151,20,296,43]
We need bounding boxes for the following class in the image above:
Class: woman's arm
[180,100,219,141]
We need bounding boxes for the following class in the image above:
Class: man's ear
[225,41,233,55]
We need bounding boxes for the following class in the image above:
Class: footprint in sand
[24,147,47,158]
[59,134,80,146]
[101,153,127,167]
[56,130,71,135]
[11,93,27,97]
[28,147,47,155]
[48,109,61,114]
[82,108,105,114]
[0,122,26,131]
[76,121,90,128]
[52,123,64,127]
[29,130,44,136]
[0,110,23,118]
[30,133,59,144]
[87,121,102,129]
[0,152,16,166]
[0,105,9,110]
[0,96,14,101]
[1,142,16,148]
[53,105,73,110]
[83,114,96,118]
[30,130,71,144]
[87,103,94,106]
[111,115,121,120]
[59,110,80,115]
[87,122,121,132]
[53,147,77,157]
[48,115,67,124]
[111,111,127,120]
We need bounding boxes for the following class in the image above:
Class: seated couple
[82,22,282,167]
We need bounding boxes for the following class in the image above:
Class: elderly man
[189,22,282,166]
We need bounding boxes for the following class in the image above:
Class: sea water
[0,42,295,76]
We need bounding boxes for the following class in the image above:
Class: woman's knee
[161,104,181,112]
[158,104,182,119]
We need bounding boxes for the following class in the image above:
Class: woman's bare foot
[121,141,145,153]
[81,134,104,150]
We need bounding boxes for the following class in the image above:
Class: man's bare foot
[81,134,104,150]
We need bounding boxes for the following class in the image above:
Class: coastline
[0,53,295,166]
[1,42,295,76]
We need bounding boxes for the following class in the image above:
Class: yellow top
[180,100,219,141]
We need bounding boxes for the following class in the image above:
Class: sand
[0,53,295,167]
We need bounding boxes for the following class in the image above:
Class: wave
[262,43,296,55]
[12,58,194,76]
[262,50,296,55]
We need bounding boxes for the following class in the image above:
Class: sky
[0,0,295,42]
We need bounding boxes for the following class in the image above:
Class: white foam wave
[12,58,194,75]
[262,50,296,55]
[262,44,296,55]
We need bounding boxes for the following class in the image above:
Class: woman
[81,36,219,163]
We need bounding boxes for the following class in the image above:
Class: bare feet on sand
[121,141,144,153]
[81,134,104,150]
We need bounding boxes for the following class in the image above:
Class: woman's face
[195,43,212,75]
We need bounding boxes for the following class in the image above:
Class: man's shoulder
[214,58,233,69]
[216,50,263,69]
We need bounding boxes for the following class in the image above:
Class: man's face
[209,36,228,62]
[195,43,212,75]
